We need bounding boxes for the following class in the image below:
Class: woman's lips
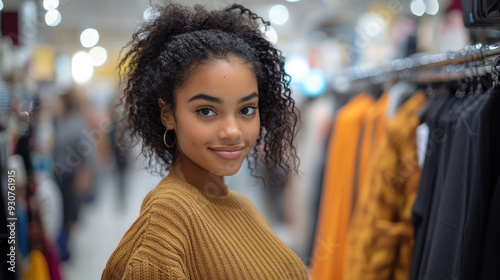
[210,147,244,160]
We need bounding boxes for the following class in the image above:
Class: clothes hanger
[491,55,500,88]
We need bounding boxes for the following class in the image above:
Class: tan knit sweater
[102,177,308,279]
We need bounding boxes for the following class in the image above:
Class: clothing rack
[338,43,500,85]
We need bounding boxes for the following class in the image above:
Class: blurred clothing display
[308,47,500,279]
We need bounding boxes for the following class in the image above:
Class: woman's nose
[218,116,242,141]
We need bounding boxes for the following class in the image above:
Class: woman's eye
[240,106,256,115]
[198,108,216,117]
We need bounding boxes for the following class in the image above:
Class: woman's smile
[209,146,245,160]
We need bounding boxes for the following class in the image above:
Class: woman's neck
[168,160,229,197]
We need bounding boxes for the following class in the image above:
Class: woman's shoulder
[103,180,191,279]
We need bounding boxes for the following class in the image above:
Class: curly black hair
[117,2,299,184]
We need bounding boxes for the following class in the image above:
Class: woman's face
[162,57,260,177]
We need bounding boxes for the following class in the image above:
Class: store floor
[59,160,282,279]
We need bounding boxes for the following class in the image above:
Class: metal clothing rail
[410,63,496,84]
[341,43,500,83]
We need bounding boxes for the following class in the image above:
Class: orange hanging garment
[310,94,374,280]
[347,92,426,280]
[354,93,389,208]
[343,93,389,275]
[23,250,51,280]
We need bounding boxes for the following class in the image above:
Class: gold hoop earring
[163,129,176,148]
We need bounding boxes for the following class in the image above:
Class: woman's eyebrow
[238,92,258,104]
[188,94,222,104]
[187,92,258,104]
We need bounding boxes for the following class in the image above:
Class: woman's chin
[211,161,243,177]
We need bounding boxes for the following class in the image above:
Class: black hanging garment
[462,0,500,27]
[462,86,500,279]
[411,85,500,279]
[410,92,457,280]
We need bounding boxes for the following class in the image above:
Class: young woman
[102,2,307,279]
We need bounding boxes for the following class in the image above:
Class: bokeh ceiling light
[143,6,160,22]
[285,55,310,84]
[89,46,108,67]
[260,26,278,44]
[43,0,59,10]
[425,0,439,15]
[45,9,62,27]
[357,12,386,38]
[411,0,426,16]
[80,28,100,48]
[302,69,327,97]
[72,51,94,84]
[0,1,4,12]
[269,5,289,25]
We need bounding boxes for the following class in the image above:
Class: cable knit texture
[102,177,308,280]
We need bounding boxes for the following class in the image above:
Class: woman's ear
[158,98,176,130]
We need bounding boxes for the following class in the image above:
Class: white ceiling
[2,0,364,57]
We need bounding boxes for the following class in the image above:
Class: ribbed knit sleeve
[102,196,191,279]
[122,259,186,279]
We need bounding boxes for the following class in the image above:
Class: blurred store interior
[2,0,500,279]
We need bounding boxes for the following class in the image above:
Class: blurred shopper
[109,103,129,210]
[52,89,92,261]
